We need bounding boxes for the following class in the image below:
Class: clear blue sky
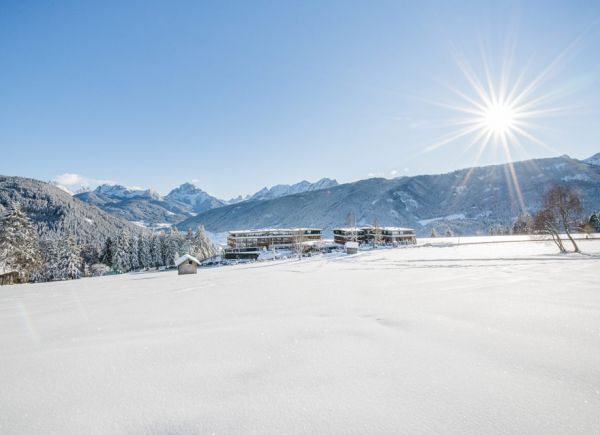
[1,0,600,199]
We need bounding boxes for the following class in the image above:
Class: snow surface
[1,238,600,434]
[419,213,467,226]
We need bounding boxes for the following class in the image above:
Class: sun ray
[421,123,484,153]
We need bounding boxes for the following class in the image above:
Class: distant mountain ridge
[175,154,600,236]
[246,178,338,202]
[74,178,340,227]
[73,182,226,228]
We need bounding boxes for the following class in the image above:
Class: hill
[0,176,146,247]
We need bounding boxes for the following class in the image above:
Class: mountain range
[174,153,600,236]
[73,178,339,228]
[4,153,600,240]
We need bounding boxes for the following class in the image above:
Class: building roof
[228,228,321,235]
[175,254,201,267]
[333,226,415,232]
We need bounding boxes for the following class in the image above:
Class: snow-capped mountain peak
[248,178,338,201]
[94,184,161,200]
[165,183,225,212]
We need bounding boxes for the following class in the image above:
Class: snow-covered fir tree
[100,237,114,267]
[129,234,140,270]
[0,202,41,281]
[150,234,163,268]
[163,229,182,266]
[137,235,152,269]
[191,225,217,259]
[37,234,82,281]
[589,212,600,232]
[112,232,132,273]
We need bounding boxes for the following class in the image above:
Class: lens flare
[421,42,580,212]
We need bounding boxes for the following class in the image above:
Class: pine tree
[0,202,41,281]
[150,234,163,268]
[163,228,183,266]
[181,228,194,256]
[193,225,216,260]
[100,237,113,267]
[112,232,131,273]
[590,212,600,232]
[58,236,82,280]
[129,234,140,270]
[37,234,81,281]
[137,235,151,269]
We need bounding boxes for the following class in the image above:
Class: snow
[419,213,467,226]
[1,238,600,434]
[174,254,201,267]
[562,174,590,182]
[132,221,171,229]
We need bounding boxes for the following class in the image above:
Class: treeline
[487,186,599,253]
[0,202,216,284]
[486,210,600,236]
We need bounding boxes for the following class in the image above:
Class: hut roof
[175,254,201,267]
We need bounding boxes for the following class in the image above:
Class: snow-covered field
[1,238,599,434]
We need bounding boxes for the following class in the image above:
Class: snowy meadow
[1,237,599,434]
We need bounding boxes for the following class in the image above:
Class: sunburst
[422,44,579,211]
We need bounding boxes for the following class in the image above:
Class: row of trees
[0,203,216,283]
[426,186,596,253]
[487,186,594,253]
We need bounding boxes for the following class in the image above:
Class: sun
[424,50,570,157]
[421,47,576,212]
[481,103,516,135]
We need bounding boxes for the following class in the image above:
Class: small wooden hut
[175,254,201,275]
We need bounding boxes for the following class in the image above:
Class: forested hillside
[0,176,215,284]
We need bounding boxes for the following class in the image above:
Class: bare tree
[533,208,566,253]
[293,229,305,260]
[345,212,357,243]
[372,217,382,247]
[533,185,582,253]
[545,185,582,252]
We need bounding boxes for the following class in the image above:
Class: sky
[1,0,600,199]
